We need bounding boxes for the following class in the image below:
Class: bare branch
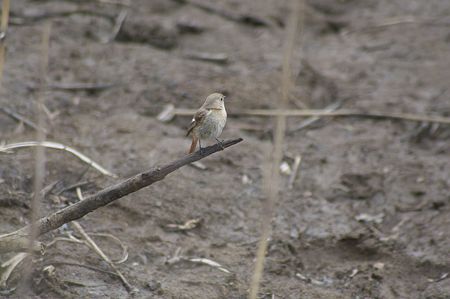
[0,138,243,253]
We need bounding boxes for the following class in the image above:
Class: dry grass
[248,0,304,298]
[18,21,51,293]
[0,0,10,39]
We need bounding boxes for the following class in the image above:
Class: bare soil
[1,0,450,298]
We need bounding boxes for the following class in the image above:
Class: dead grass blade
[187,258,231,274]
[0,141,117,178]
[71,221,137,294]
[88,233,129,264]
[70,188,135,293]
[287,155,302,189]
[165,248,232,274]
[0,253,28,288]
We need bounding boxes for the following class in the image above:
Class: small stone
[290,227,299,239]
[146,280,161,292]
[242,174,251,185]
[280,161,292,175]
[373,262,385,270]
[355,213,384,224]
[303,191,312,197]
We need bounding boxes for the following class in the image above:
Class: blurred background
[0,0,449,298]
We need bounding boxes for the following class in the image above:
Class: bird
[186,93,227,153]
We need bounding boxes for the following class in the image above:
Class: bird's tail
[189,136,198,153]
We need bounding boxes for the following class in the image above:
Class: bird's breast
[197,109,227,139]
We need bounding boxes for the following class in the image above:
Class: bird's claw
[215,138,225,150]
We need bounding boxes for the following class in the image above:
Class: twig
[13,10,114,24]
[173,0,269,27]
[0,138,243,253]
[289,101,341,132]
[44,261,120,278]
[56,181,90,195]
[47,82,116,92]
[287,155,302,189]
[38,180,60,198]
[0,107,48,133]
[343,16,450,35]
[103,9,128,43]
[176,19,205,34]
[166,107,450,125]
[428,272,449,283]
[183,51,228,64]
[97,0,131,6]
[0,141,117,178]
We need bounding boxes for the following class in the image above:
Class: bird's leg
[215,137,225,150]
[199,139,205,154]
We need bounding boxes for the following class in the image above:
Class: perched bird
[186,93,227,153]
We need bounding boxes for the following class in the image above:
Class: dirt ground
[1,0,450,298]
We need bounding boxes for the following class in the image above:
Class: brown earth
[1,0,450,298]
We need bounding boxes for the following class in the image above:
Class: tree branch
[0,138,243,253]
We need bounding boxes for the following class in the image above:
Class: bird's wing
[186,108,210,136]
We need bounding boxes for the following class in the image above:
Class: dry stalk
[18,21,51,294]
[249,1,303,298]
[0,0,10,39]
[288,155,302,189]
[0,107,48,133]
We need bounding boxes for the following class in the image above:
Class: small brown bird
[186,93,227,153]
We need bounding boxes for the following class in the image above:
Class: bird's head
[203,93,226,109]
